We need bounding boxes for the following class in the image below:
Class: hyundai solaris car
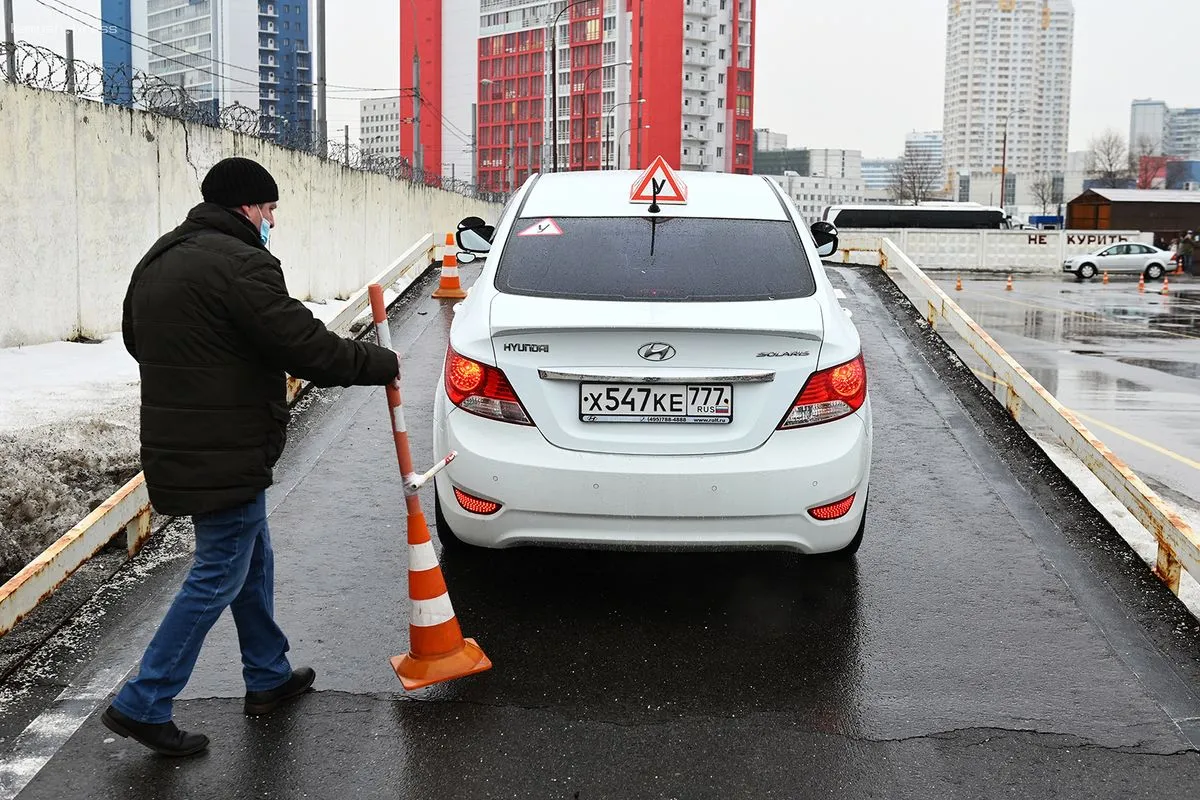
[431,164,872,556]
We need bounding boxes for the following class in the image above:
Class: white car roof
[516,170,792,221]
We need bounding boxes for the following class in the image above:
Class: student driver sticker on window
[518,218,564,237]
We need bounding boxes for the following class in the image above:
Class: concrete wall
[834,229,1155,271]
[0,82,500,348]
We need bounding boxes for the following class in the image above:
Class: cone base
[432,287,468,300]
[391,637,492,690]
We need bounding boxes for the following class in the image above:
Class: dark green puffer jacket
[122,202,398,516]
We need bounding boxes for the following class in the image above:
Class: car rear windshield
[493,216,817,302]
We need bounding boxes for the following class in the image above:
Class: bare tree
[886,154,942,205]
[1086,130,1133,189]
[1029,173,1057,214]
[1132,135,1171,189]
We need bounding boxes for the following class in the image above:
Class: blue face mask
[259,217,271,246]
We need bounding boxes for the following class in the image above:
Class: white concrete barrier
[880,237,1199,598]
[836,229,1154,272]
[0,81,500,348]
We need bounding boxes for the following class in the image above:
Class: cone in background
[955,275,963,291]
[1138,273,1145,293]
[1102,271,1109,285]
[432,232,468,300]
[1161,276,1170,296]
[391,509,492,690]
[1005,274,1013,292]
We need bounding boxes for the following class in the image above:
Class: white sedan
[1062,242,1173,280]
[432,166,872,556]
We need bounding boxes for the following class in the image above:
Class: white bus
[822,203,1011,230]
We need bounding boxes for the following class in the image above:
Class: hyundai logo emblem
[638,343,676,362]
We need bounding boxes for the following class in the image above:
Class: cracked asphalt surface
[4,265,1200,799]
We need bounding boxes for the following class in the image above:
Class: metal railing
[879,237,1199,598]
[0,235,439,639]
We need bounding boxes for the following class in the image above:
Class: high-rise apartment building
[100,1,314,142]
[1131,100,1200,159]
[942,0,1074,181]
[399,0,756,193]
[361,97,403,159]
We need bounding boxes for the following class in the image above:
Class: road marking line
[834,289,846,300]
[1071,411,1200,473]
[959,292,1200,341]
[0,665,134,799]
[969,368,1200,473]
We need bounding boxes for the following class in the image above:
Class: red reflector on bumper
[454,487,501,516]
[809,493,856,521]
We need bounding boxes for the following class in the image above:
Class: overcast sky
[14,0,1200,159]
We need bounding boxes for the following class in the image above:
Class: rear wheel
[1078,263,1097,280]
[433,486,468,551]
[1145,263,1165,280]
[824,500,866,559]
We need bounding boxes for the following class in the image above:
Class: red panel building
[397,0,755,192]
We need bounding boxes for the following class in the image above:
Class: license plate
[579,383,733,424]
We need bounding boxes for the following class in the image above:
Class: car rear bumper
[432,394,873,553]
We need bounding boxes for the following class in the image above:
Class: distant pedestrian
[104,157,402,757]
[1181,232,1196,275]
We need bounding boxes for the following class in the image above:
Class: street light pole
[1000,107,1023,211]
[579,59,631,171]
[618,124,649,170]
[547,0,597,174]
[605,97,644,169]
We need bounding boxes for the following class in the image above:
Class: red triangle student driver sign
[630,156,688,205]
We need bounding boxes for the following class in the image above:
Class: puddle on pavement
[1116,358,1200,381]
[1026,366,1155,407]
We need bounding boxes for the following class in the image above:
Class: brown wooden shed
[1067,189,1200,243]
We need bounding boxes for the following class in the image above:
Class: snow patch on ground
[0,335,144,580]
[0,335,139,435]
[303,297,352,325]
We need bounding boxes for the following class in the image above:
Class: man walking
[104,157,402,756]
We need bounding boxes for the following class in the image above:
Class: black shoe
[101,705,209,757]
[244,666,316,716]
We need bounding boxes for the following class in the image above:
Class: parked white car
[1062,243,1172,280]
[432,166,873,556]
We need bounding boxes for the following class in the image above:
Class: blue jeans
[112,491,292,723]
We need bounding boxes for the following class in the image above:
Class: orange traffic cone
[955,275,963,291]
[369,284,491,690]
[1138,273,1145,293]
[1005,274,1013,292]
[1161,277,1170,296]
[432,232,468,300]
[1175,257,1185,276]
[1102,271,1109,285]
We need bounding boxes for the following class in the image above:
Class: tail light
[444,346,533,425]
[454,487,502,515]
[809,493,856,521]
[778,354,867,429]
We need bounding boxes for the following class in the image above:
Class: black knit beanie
[200,157,279,207]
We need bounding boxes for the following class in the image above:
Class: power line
[40,0,409,93]
[33,0,263,90]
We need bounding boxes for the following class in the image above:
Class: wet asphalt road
[936,271,1200,524]
[5,265,1200,798]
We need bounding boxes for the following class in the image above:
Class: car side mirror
[810,220,839,258]
[456,224,495,254]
